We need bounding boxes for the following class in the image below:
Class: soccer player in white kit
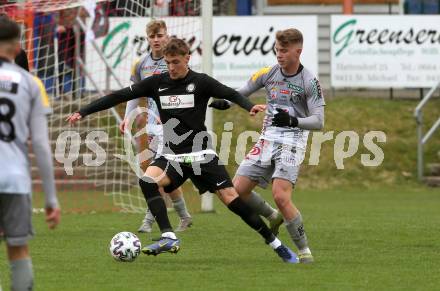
[0,17,60,290]
[211,28,325,263]
[119,20,192,233]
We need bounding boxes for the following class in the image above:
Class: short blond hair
[276,28,303,46]
[146,20,167,36]
[163,37,189,56]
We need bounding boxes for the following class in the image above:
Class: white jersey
[239,64,325,148]
[0,60,52,194]
[130,54,167,136]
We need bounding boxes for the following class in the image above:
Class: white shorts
[236,139,306,188]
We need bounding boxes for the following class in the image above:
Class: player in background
[210,28,324,263]
[119,20,192,233]
[67,38,299,264]
[0,17,61,291]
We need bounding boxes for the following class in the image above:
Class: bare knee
[272,185,291,210]
[233,176,257,200]
[217,187,239,205]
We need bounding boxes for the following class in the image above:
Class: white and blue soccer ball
[109,232,141,262]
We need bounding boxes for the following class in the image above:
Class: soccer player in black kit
[67,38,299,263]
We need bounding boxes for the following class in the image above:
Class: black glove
[272,108,298,127]
[208,99,231,110]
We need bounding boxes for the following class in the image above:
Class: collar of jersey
[280,63,304,78]
[150,53,164,61]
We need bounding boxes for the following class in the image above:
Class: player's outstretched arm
[67,76,159,124]
[203,74,257,113]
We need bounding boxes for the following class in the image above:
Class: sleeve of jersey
[238,67,270,97]
[297,106,324,130]
[30,114,59,208]
[130,59,141,83]
[79,76,158,117]
[204,75,254,112]
[306,77,326,109]
[297,77,325,130]
[31,76,52,115]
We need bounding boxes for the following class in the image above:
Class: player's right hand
[66,112,82,124]
[45,207,61,229]
[119,118,128,134]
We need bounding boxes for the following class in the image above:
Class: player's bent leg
[7,245,33,291]
[139,166,181,256]
[167,187,192,232]
[234,175,283,235]
[217,187,298,264]
[272,179,313,263]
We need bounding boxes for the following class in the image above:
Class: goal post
[201,0,214,212]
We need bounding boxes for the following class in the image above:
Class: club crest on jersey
[186,83,195,92]
[290,92,301,103]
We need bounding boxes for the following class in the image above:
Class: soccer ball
[109,232,141,262]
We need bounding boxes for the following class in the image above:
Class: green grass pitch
[1,186,439,290]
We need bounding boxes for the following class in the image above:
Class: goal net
[1,0,206,213]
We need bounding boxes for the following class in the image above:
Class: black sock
[139,178,173,233]
[227,197,275,243]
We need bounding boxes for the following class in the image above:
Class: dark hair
[0,16,20,41]
[163,37,189,56]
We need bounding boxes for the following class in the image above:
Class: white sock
[299,247,311,255]
[268,237,282,249]
[161,231,177,240]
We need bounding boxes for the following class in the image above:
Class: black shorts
[149,155,233,194]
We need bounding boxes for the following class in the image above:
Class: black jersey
[79,70,255,155]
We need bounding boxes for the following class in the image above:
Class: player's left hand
[250,104,266,116]
[208,99,231,110]
[66,112,82,124]
[272,108,298,127]
[45,207,61,229]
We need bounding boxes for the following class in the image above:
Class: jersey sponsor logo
[270,87,277,99]
[0,69,22,83]
[0,80,18,94]
[280,89,290,95]
[287,82,305,94]
[0,70,20,94]
[267,81,285,86]
[186,83,195,93]
[160,94,195,109]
